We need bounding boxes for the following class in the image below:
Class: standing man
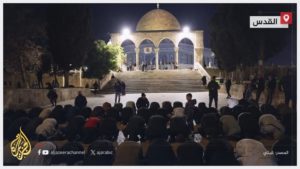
[280,70,296,109]
[256,76,265,103]
[266,75,276,105]
[114,80,122,104]
[136,93,150,109]
[47,83,57,106]
[201,76,207,86]
[207,76,220,109]
[225,78,232,98]
[36,68,43,88]
[75,91,87,109]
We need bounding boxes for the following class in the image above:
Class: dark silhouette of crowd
[4,92,296,166]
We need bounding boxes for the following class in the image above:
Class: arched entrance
[139,39,156,70]
[158,39,175,70]
[178,38,194,69]
[121,40,136,71]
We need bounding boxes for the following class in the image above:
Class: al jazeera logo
[10,127,32,160]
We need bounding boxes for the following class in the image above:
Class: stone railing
[4,88,92,110]
[194,62,211,81]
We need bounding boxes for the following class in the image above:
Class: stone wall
[4,88,93,110]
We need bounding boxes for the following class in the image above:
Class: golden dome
[136,9,181,31]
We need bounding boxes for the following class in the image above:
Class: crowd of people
[4,91,296,166]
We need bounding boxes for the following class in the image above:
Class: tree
[209,4,293,72]
[47,4,92,87]
[83,40,125,79]
[4,5,48,88]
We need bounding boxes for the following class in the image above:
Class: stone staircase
[100,70,207,94]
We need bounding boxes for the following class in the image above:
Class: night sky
[90,3,296,65]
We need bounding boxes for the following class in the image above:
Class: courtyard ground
[54,92,238,110]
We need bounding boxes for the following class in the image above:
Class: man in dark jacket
[225,79,232,98]
[266,75,277,105]
[74,91,87,109]
[136,93,150,109]
[256,76,265,103]
[201,76,207,86]
[280,70,296,109]
[207,76,220,109]
[114,80,122,104]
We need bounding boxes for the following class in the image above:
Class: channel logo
[250,12,292,28]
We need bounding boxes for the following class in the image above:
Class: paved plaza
[54,92,237,110]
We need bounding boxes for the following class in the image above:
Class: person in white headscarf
[35,118,57,138]
[220,115,241,136]
[20,141,56,165]
[258,114,285,139]
[172,107,185,118]
[235,139,277,165]
[38,108,52,120]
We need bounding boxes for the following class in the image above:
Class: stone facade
[110,8,205,71]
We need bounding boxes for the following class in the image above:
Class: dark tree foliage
[209,4,294,71]
[4,4,48,88]
[83,40,122,79]
[47,4,92,87]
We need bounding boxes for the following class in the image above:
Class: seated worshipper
[156,108,171,119]
[177,141,204,165]
[235,139,277,165]
[204,139,239,165]
[261,104,279,118]
[103,102,112,115]
[106,107,121,121]
[49,105,66,124]
[114,140,142,165]
[98,117,119,141]
[149,102,160,114]
[39,108,52,120]
[142,139,177,165]
[120,107,134,124]
[82,113,102,144]
[136,93,150,109]
[84,140,116,165]
[258,114,285,139]
[123,116,146,142]
[93,106,105,117]
[199,113,223,138]
[64,104,77,121]
[114,103,123,113]
[23,117,43,140]
[145,115,168,140]
[64,115,86,141]
[172,107,185,118]
[219,106,232,116]
[198,102,208,114]
[238,112,260,139]
[246,105,262,120]
[28,107,43,118]
[169,117,191,143]
[162,101,173,115]
[74,91,87,109]
[272,136,297,165]
[137,107,152,124]
[20,141,57,165]
[219,115,241,137]
[126,101,137,114]
[173,101,183,108]
[56,142,85,165]
[35,118,58,140]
